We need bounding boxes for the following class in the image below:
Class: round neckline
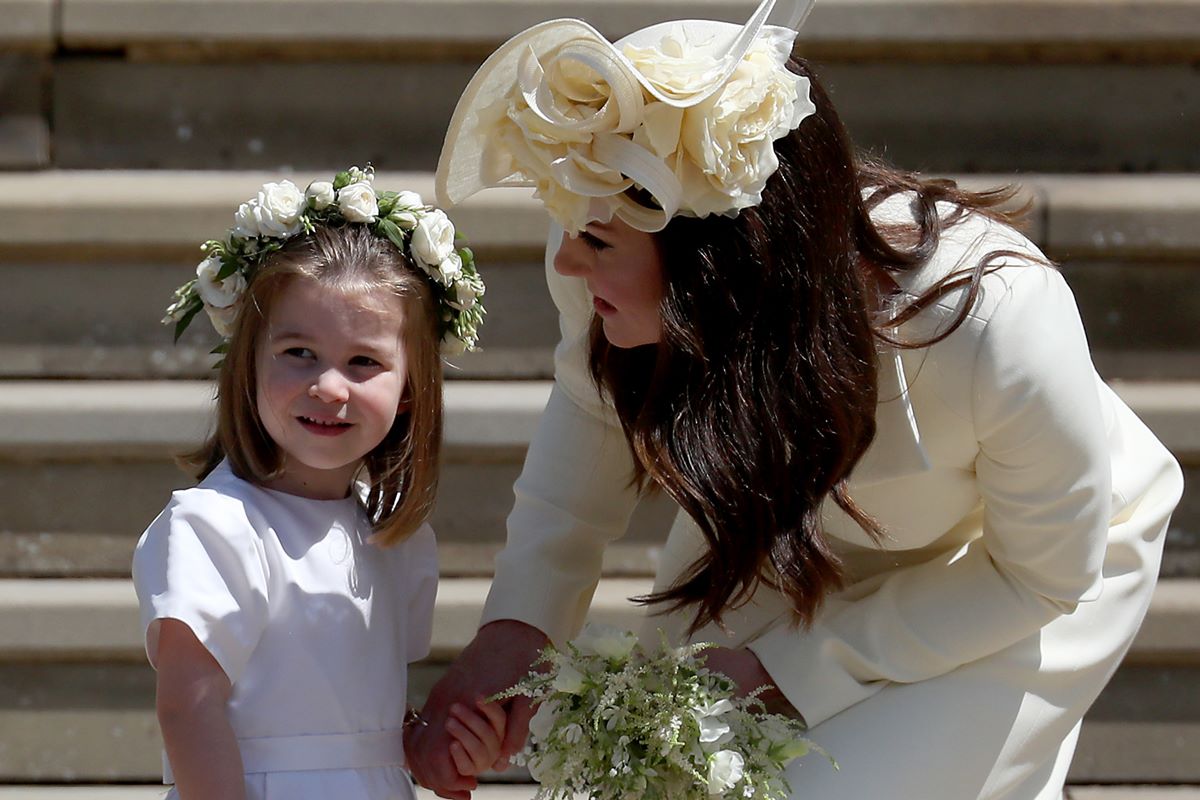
[216,460,363,508]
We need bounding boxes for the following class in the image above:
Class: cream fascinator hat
[436,0,817,233]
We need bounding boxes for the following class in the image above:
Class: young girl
[134,167,501,800]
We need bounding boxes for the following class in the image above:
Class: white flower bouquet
[492,623,827,800]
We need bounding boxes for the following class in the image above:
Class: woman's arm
[409,230,646,799]
[747,264,1115,728]
[154,619,247,800]
[483,226,645,641]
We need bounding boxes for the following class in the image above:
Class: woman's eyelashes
[579,230,611,252]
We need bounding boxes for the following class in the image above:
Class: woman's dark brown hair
[183,224,444,546]
[590,57,1030,634]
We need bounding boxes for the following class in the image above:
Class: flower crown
[436,0,817,234]
[163,166,486,355]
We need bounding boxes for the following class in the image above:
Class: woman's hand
[701,646,801,720]
[406,620,549,800]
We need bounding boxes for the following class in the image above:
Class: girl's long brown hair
[184,224,443,546]
[590,58,1031,634]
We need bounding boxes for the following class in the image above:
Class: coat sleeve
[480,227,643,645]
[748,264,1112,727]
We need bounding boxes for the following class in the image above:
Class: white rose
[306,180,335,210]
[231,181,305,239]
[231,200,262,239]
[679,42,814,216]
[449,280,480,311]
[195,255,245,309]
[389,210,419,231]
[437,252,463,286]
[573,623,638,661]
[259,180,306,236]
[337,181,379,223]
[394,190,423,209]
[551,663,585,694]
[205,302,240,338]
[706,750,745,795]
[409,209,457,268]
[388,190,425,229]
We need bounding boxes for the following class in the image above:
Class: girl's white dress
[133,460,436,800]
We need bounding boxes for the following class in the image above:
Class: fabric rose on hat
[678,35,814,217]
[481,44,644,233]
[475,22,813,234]
[623,33,727,102]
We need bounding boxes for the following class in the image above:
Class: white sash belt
[240,729,407,773]
[163,729,406,782]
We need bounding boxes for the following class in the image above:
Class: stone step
[0,579,1196,783]
[54,0,1200,59]
[34,59,1200,172]
[0,1,53,52]
[0,55,50,169]
[1,172,1198,380]
[10,3,1200,174]
[4,577,1196,664]
[0,380,677,576]
[0,787,1195,800]
[4,171,1197,263]
[0,379,1195,578]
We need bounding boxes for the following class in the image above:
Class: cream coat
[482,196,1183,799]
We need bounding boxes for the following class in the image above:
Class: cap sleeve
[132,489,270,684]
[403,523,439,663]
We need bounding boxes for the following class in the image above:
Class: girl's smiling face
[255,277,410,499]
[552,217,665,348]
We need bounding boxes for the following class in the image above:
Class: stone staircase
[1,0,1198,796]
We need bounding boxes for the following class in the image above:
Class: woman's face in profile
[553,217,665,348]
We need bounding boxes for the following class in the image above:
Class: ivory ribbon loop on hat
[592,133,682,228]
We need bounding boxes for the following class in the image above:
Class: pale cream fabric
[482,196,1183,798]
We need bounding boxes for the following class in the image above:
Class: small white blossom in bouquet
[491,623,829,800]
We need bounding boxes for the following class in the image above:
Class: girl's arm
[154,619,247,800]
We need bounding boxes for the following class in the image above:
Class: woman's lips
[297,416,353,436]
[593,296,617,316]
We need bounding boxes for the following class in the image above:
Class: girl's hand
[407,620,548,799]
[446,699,507,777]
